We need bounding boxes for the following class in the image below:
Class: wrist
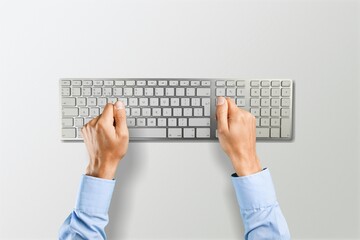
[86,162,118,180]
[230,155,262,177]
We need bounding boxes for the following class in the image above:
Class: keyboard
[60,79,294,141]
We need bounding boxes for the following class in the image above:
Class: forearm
[232,169,290,240]
[59,175,115,240]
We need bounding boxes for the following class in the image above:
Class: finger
[113,101,128,137]
[98,103,114,124]
[216,96,229,133]
[227,97,240,122]
[88,115,100,127]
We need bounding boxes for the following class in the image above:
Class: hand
[81,101,129,180]
[216,97,262,176]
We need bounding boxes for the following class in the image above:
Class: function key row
[61,80,211,87]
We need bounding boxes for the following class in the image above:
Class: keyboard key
[134,88,143,96]
[281,118,291,137]
[260,118,270,127]
[250,88,260,96]
[163,108,172,116]
[271,108,280,117]
[271,80,280,87]
[72,80,82,86]
[236,88,245,96]
[94,80,103,86]
[281,109,290,117]
[236,99,246,107]
[124,88,133,96]
[184,128,195,138]
[158,118,166,126]
[197,88,210,96]
[250,108,260,117]
[281,88,291,97]
[191,81,200,86]
[62,118,73,127]
[250,99,260,107]
[160,98,169,106]
[281,80,291,87]
[271,88,280,97]
[169,81,178,86]
[186,88,196,96]
[256,128,270,137]
[93,88,102,96]
[155,88,164,96]
[194,108,203,116]
[191,98,200,106]
[196,128,210,138]
[183,108,193,116]
[260,88,270,97]
[62,108,78,117]
[281,98,291,107]
[189,118,210,126]
[216,88,225,96]
[170,98,180,106]
[83,80,93,86]
[261,80,270,87]
[236,80,245,87]
[226,80,235,86]
[127,118,136,126]
[201,81,211,86]
[271,98,280,107]
[62,98,76,106]
[175,88,185,96]
[271,118,280,127]
[226,88,236,96]
[165,88,175,96]
[82,88,91,96]
[145,88,154,96]
[61,87,71,96]
[129,128,167,138]
[62,128,76,138]
[168,118,177,126]
[74,118,84,127]
[147,118,156,126]
[178,118,187,126]
[79,108,89,116]
[271,128,280,138]
[148,80,157,86]
[216,81,225,86]
[104,80,114,86]
[260,98,270,106]
[159,80,167,86]
[115,80,125,86]
[137,118,146,126]
[250,80,260,87]
[113,88,123,96]
[168,128,182,138]
[61,80,71,86]
[126,80,135,86]
[180,81,189,86]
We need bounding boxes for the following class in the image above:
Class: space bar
[129,128,167,138]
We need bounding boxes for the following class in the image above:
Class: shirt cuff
[231,168,277,210]
[75,175,116,214]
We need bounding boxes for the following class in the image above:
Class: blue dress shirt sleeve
[59,175,115,240]
[232,168,291,240]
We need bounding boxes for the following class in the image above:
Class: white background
[0,0,359,239]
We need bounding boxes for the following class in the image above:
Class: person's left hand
[81,101,129,180]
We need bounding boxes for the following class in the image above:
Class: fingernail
[217,97,225,105]
[115,100,125,110]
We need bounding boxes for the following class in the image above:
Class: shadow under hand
[106,142,148,239]
[210,142,245,236]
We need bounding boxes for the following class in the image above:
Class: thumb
[216,97,229,133]
[113,101,128,136]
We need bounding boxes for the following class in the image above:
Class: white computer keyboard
[60,79,294,141]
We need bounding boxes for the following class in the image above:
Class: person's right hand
[216,97,262,176]
[81,101,129,180]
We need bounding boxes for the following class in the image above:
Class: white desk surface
[0,0,359,239]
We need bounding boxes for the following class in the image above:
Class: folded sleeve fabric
[231,168,291,240]
[59,175,115,240]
